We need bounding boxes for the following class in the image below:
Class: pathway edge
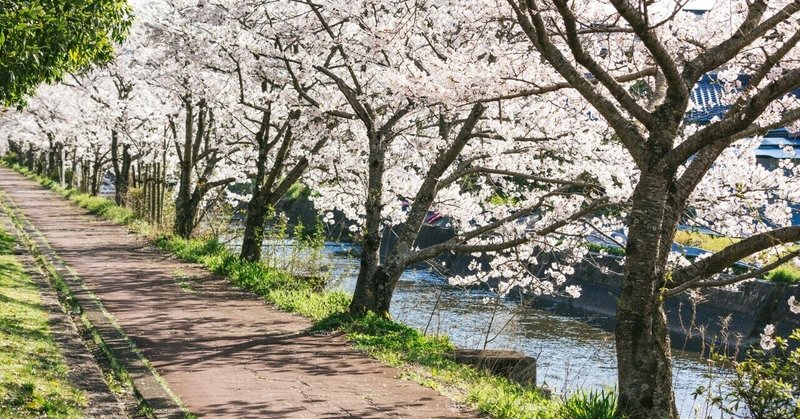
[0,192,189,419]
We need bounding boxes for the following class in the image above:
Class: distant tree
[0,0,132,108]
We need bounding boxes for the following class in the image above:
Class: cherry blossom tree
[280,0,633,315]
[2,3,799,417]
[505,1,800,417]
[186,0,340,261]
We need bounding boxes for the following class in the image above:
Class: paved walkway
[0,167,469,418]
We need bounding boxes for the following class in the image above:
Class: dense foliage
[0,0,132,107]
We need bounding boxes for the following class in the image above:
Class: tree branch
[666,249,800,297]
[508,0,648,167]
[553,0,652,127]
[608,0,686,99]
[670,226,800,289]
[683,0,800,83]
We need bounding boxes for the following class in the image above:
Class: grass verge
[1,191,192,418]
[675,230,800,283]
[3,161,563,418]
[0,220,86,417]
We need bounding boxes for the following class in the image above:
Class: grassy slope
[6,163,562,418]
[675,231,800,283]
[0,220,86,417]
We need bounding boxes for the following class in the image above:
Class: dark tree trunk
[348,105,486,317]
[46,134,59,180]
[25,144,34,171]
[239,106,319,262]
[172,98,232,238]
[68,149,77,188]
[175,187,205,239]
[81,158,90,194]
[616,172,678,419]
[36,151,46,175]
[90,155,102,196]
[240,190,270,262]
[240,108,273,262]
[111,130,133,206]
[351,266,404,316]
[174,195,196,238]
[174,99,197,238]
[350,132,388,316]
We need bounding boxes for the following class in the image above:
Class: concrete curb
[0,194,187,419]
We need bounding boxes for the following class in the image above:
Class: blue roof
[688,73,800,159]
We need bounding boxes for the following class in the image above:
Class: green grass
[0,225,86,417]
[3,160,563,418]
[674,231,740,253]
[587,243,626,257]
[764,265,800,284]
[675,230,800,283]
[560,389,621,419]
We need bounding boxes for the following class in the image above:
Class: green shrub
[560,389,620,419]
[708,329,800,419]
[764,266,800,284]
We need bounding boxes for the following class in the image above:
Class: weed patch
[0,227,86,417]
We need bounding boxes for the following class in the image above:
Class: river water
[242,239,734,418]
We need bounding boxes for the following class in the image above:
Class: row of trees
[2,1,800,417]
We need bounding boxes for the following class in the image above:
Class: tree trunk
[111,131,132,206]
[68,149,78,189]
[25,144,34,171]
[175,187,205,239]
[616,173,678,419]
[240,109,272,262]
[59,146,66,186]
[350,132,388,316]
[174,195,197,238]
[174,99,195,238]
[90,155,102,196]
[46,134,58,180]
[240,189,269,262]
[119,145,131,206]
[351,265,403,316]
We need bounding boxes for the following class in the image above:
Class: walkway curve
[0,167,471,418]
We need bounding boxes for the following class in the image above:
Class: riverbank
[281,192,800,355]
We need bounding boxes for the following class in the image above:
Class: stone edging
[0,208,128,418]
[0,193,188,418]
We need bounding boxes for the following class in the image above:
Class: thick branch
[391,103,486,265]
[315,66,373,130]
[667,68,800,169]
[479,68,657,102]
[448,167,601,190]
[670,226,800,288]
[608,0,686,99]
[666,249,800,297]
[683,1,800,82]
[509,0,648,167]
[554,0,652,126]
